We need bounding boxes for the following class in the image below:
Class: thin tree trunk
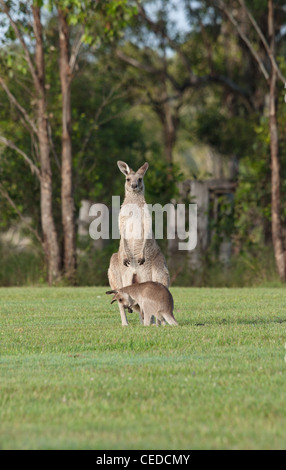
[58,8,77,283]
[32,5,61,284]
[161,82,178,165]
[162,119,176,164]
[268,0,286,281]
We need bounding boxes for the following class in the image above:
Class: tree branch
[0,136,41,180]
[238,0,286,84]
[0,183,42,245]
[69,30,84,74]
[0,0,40,90]
[0,77,38,134]
[216,0,270,81]
[116,49,159,74]
[136,1,200,85]
[134,1,253,103]
[78,83,130,160]
[117,47,253,109]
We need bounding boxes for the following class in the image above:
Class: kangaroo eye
[138,178,142,182]
[126,178,130,182]
[119,298,122,302]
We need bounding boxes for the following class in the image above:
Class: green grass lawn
[0,286,285,450]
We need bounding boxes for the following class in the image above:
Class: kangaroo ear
[117,161,131,176]
[137,162,149,176]
[106,290,117,295]
[110,298,117,304]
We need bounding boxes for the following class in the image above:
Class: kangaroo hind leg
[108,253,128,326]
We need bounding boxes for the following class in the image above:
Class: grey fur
[108,161,170,326]
[106,281,178,326]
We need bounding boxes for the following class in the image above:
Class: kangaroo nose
[131,183,137,189]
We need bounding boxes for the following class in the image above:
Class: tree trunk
[161,83,178,165]
[58,8,77,283]
[162,120,176,164]
[32,5,61,285]
[38,100,62,284]
[268,0,286,281]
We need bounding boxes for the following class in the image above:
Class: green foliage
[234,86,286,254]
[0,82,41,231]
[0,1,147,243]
[76,239,119,286]
[173,247,281,288]
[47,0,138,44]
[0,241,44,286]
[145,159,184,206]
[194,106,257,158]
[208,193,235,260]
[101,0,138,39]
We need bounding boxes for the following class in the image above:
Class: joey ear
[137,162,149,176]
[106,290,117,295]
[117,161,131,176]
[110,299,117,304]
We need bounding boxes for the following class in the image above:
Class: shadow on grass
[177,317,286,327]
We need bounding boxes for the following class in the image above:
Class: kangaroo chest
[120,202,151,235]
[119,202,153,255]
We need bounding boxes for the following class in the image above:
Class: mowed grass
[0,286,285,450]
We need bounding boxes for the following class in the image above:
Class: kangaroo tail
[162,313,178,326]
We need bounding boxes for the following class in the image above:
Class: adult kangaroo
[108,161,170,326]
